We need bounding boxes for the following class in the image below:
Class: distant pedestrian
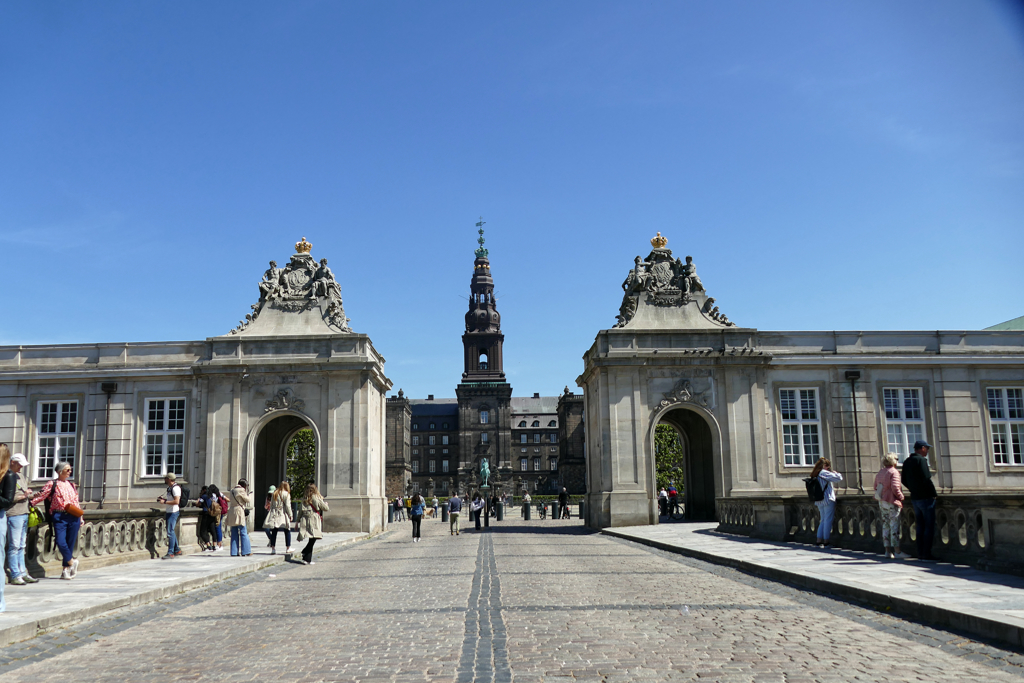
[228,479,252,556]
[471,493,484,531]
[296,484,329,564]
[448,492,463,535]
[5,453,36,585]
[195,486,214,550]
[410,493,425,542]
[394,496,406,522]
[156,473,183,559]
[431,496,439,519]
[201,486,223,551]
[263,485,277,546]
[874,453,906,559]
[31,461,82,579]
[558,488,570,519]
[811,458,843,547]
[213,485,228,550]
[0,444,13,610]
[265,481,294,555]
[658,488,668,517]
[902,440,938,561]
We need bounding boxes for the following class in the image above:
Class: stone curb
[0,531,378,648]
[601,528,1024,651]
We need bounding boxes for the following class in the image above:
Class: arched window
[548,420,557,427]
[518,421,527,427]
[532,420,540,427]
[479,350,488,370]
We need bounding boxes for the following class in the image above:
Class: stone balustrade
[715,494,1024,577]
[26,508,202,577]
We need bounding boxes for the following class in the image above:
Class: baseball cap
[11,453,28,466]
[913,440,932,450]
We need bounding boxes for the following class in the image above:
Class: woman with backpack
[409,493,425,542]
[810,458,843,547]
[30,461,82,579]
[264,481,294,556]
[214,486,228,551]
[296,483,329,564]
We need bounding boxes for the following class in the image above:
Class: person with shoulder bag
[156,473,183,559]
[264,481,294,555]
[228,479,252,556]
[810,458,843,547]
[296,484,329,564]
[4,452,38,586]
[30,461,84,580]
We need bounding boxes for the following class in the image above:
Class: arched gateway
[655,406,717,521]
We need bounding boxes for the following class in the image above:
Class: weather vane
[474,216,489,258]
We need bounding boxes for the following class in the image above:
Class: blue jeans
[6,513,29,579]
[230,525,252,556]
[165,511,181,554]
[816,500,836,542]
[52,511,81,566]
[912,498,937,559]
[0,511,7,612]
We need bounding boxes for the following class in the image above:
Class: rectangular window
[442,460,449,473]
[412,461,420,473]
[429,449,435,454]
[413,449,419,455]
[533,457,540,471]
[520,458,528,471]
[550,434,558,443]
[429,460,436,473]
[989,388,1024,465]
[480,410,489,424]
[442,435,449,445]
[550,446,557,453]
[441,480,449,492]
[143,398,186,477]
[520,434,527,443]
[481,432,489,443]
[533,447,539,453]
[412,435,420,446]
[521,447,527,453]
[442,448,448,454]
[36,401,78,479]
[442,422,449,429]
[779,389,821,466]
[429,435,436,445]
[551,459,558,471]
[882,388,925,463]
[534,434,541,443]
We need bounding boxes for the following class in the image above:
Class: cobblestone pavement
[1,518,1023,682]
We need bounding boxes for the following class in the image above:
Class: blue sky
[2,2,1022,399]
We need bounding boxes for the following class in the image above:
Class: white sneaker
[60,568,72,580]
[270,547,276,555]
[285,547,294,553]
[70,559,79,578]
[894,551,910,559]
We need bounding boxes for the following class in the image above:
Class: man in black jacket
[902,440,938,561]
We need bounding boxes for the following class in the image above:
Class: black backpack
[170,484,191,507]
[804,477,825,502]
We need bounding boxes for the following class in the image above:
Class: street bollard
[523,502,531,520]
[387,502,394,524]
[552,501,560,520]
[578,499,585,519]
[484,504,490,528]
[442,501,449,523]
[496,501,504,522]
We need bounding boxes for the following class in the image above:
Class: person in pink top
[874,453,907,560]
[30,461,81,579]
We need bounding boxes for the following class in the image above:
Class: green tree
[286,429,316,500]
[655,423,685,492]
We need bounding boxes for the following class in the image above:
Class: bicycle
[668,495,685,521]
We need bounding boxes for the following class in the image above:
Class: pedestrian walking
[558,487,570,519]
[263,485,277,546]
[212,485,227,550]
[4,453,36,585]
[431,495,439,519]
[197,486,222,551]
[471,493,484,531]
[30,461,83,579]
[394,496,406,522]
[296,484,328,564]
[874,453,906,559]
[658,487,668,517]
[156,473,183,558]
[194,486,213,550]
[410,493,425,542]
[265,481,294,555]
[448,492,463,535]
[228,479,252,556]
[0,444,13,610]
[902,440,938,561]
[810,458,843,546]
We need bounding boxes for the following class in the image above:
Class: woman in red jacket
[31,461,81,579]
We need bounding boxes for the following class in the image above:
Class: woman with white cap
[4,451,36,584]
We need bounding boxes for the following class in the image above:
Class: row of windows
[412,448,450,456]
[779,386,1024,467]
[411,422,451,431]
[520,457,557,471]
[32,399,184,480]
[412,459,451,474]
[518,433,558,444]
[412,435,450,446]
[521,446,558,454]
[516,420,557,428]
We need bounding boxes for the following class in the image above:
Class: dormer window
[518,421,527,427]
[548,420,557,427]
[532,420,540,427]
[429,422,435,430]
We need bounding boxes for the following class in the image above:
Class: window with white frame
[521,447,527,453]
[988,388,1024,465]
[442,435,449,445]
[441,480,449,492]
[533,433,540,443]
[429,435,436,445]
[412,435,420,446]
[549,446,557,453]
[144,398,186,477]
[481,432,489,443]
[550,459,558,471]
[429,422,435,429]
[883,388,925,463]
[442,459,449,473]
[779,388,821,466]
[36,401,78,479]
[412,449,419,455]
[533,457,540,470]
[549,434,557,443]
[480,410,489,424]
[429,460,436,473]
[412,461,420,473]
[520,457,528,471]
[442,448,448,454]
[520,434,527,443]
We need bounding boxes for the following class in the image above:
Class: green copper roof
[985,315,1024,331]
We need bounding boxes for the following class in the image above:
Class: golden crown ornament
[295,237,312,254]
[650,232,668,249]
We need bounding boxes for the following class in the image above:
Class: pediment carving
[264,388,305,413]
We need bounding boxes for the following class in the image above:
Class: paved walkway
[3,517,1024,682]
[0,531,367,647]
[603,522,1024,650]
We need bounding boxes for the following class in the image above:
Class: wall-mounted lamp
[845,370,861,381]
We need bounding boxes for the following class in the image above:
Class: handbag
[27,505,45,528]
[65,502,85,518]
[873,482,885,501]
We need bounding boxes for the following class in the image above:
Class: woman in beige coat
[264,481,294,555]
[296,484,329,565]
[228,479,252,556]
